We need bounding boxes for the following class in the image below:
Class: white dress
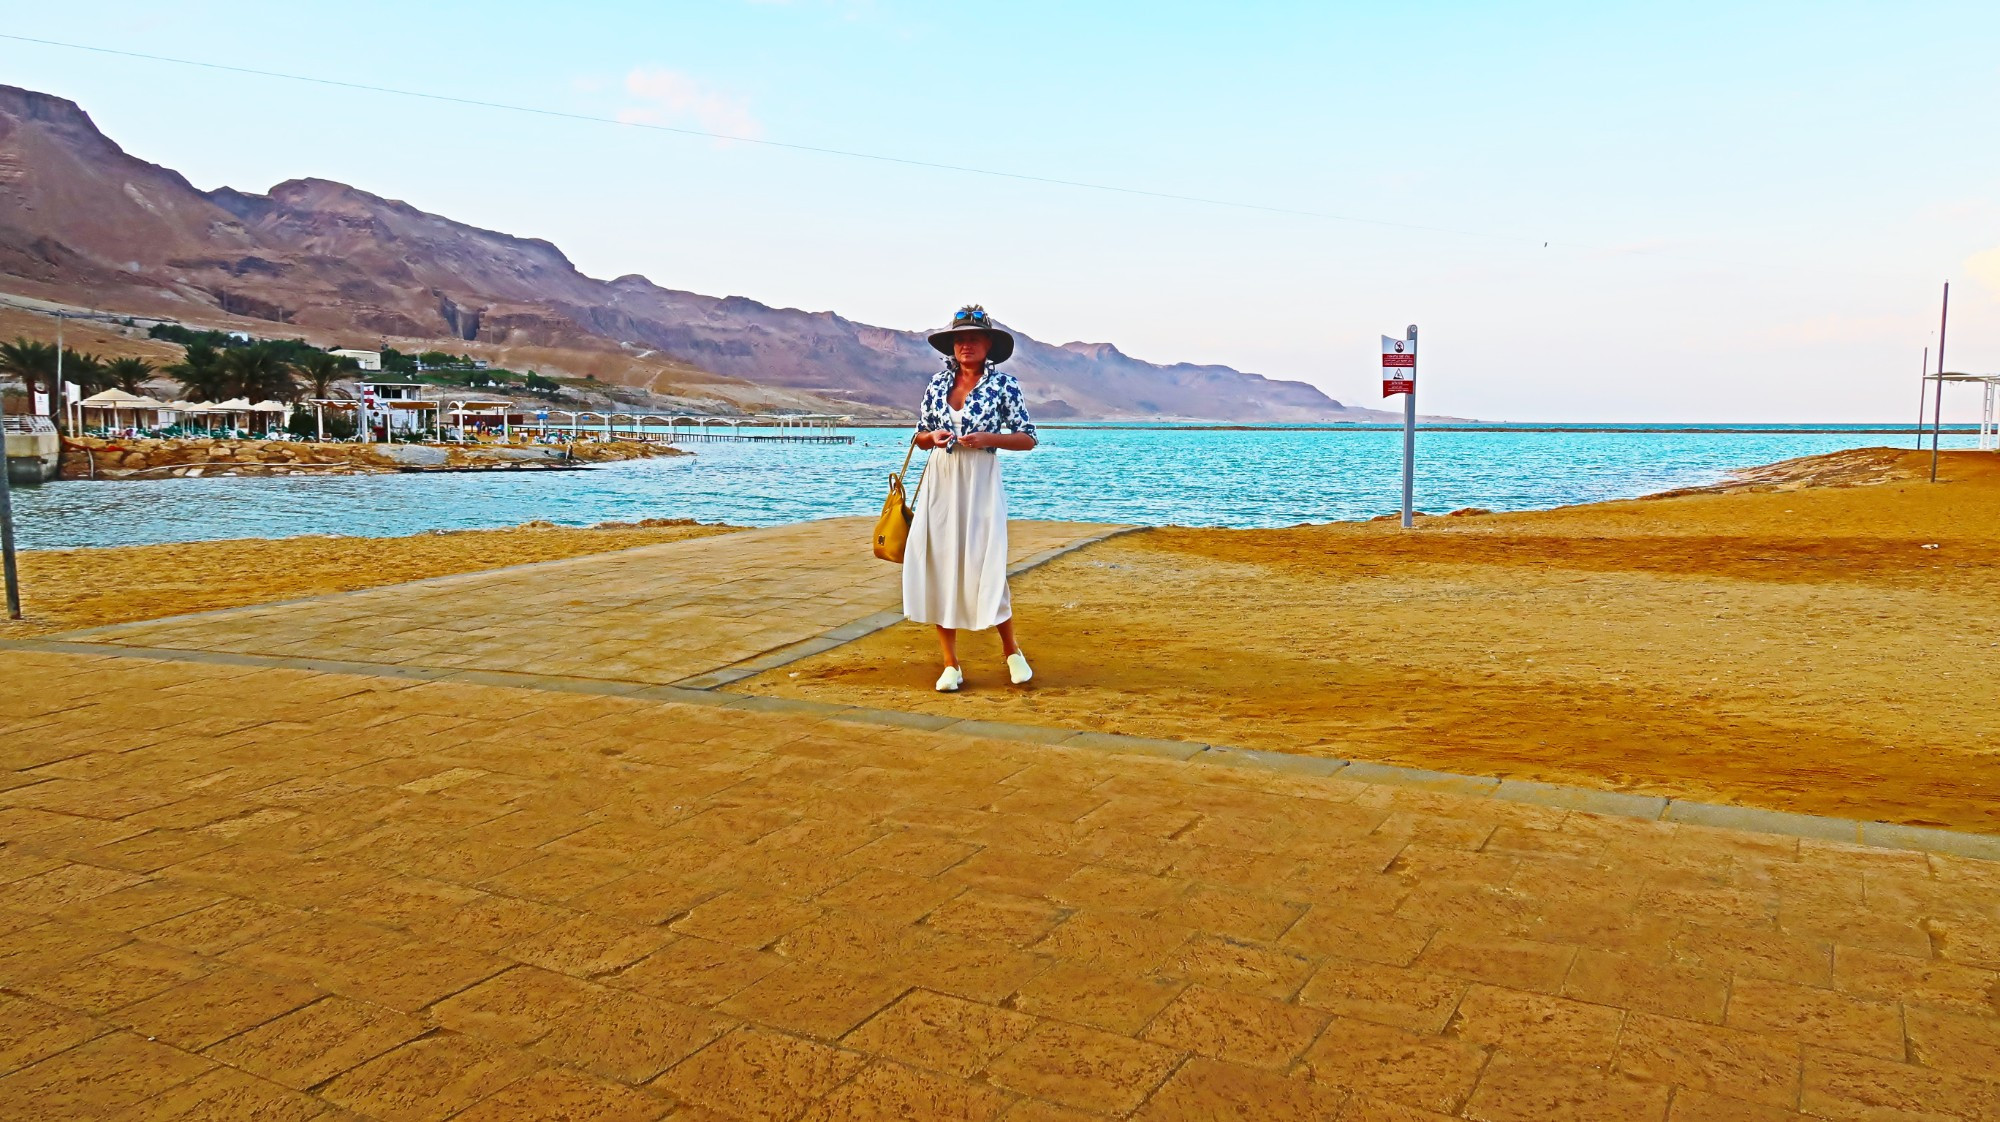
[903,406,1011,630]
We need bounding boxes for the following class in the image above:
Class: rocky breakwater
[59,436,686,480]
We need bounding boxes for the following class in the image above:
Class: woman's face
[953,333,991,368]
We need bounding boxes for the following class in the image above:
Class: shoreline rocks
[58,436,687,480]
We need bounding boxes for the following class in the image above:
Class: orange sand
[744,449,2000,832]
[0,520,738,636]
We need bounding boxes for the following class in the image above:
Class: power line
[0,31,1548,247]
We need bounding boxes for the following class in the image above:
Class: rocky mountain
[0,84,1391,420]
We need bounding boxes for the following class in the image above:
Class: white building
[330,348,384,372]
[354,381,438,435]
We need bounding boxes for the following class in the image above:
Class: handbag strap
[908,441,932,507]
[892,433,933,507]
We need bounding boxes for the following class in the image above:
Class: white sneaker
[935,665,964,692]
[1007,651,1032,685]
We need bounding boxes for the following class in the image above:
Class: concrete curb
[6,632,1998,861]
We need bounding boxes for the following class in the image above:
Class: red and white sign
[1381,334,1416,397]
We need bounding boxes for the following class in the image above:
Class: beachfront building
[356,382,441,437]
[3,414,61,484]
[331,349,384,372]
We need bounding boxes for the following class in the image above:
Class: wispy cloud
[1759,313,1911,347]
[1967,245,2000,301]
[744,0,879,17]
[616,67,762,142]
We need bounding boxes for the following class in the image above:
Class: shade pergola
[445,399,518,440]
[77,389,171,432]
[164,399,289,434]
[1931,372,2000,451]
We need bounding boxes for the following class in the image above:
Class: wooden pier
[668,430,855,444]
[534,411,856,445]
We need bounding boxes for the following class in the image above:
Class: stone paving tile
[0,992,110,1078]
[651,1025,867,1122]
[1460,1052,1671,1121]
[986,1018,1183,1114]
[205,994,426,1090]
[451,1065,672,1122]
[1136,1056,1348,1120]
[4,616,2000,1118]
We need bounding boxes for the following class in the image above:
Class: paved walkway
[64,519,1121,688]
[3,523,1997,1120]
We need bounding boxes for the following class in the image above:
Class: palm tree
[106,357,156,394]
[294,351,359,399]
[220,344,299,402]
[0,338,59,413]
[168,342,230,401]
[62,351,113,395]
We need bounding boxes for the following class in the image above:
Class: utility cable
[0,31,1549,247]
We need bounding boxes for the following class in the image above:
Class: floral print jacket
[915,364,1038,451]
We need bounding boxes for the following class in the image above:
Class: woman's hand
[959,431,1036,451]
[917,429,956,450]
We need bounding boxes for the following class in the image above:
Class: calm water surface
[9,426,1979,549]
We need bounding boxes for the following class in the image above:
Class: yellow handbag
[873,436,927,563]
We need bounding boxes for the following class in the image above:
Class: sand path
[744,450,2000,833]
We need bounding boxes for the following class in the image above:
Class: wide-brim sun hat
[928,304,1014,364]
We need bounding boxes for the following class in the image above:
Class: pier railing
[535,412,856,445]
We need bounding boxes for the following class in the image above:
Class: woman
[904,305,1038,692]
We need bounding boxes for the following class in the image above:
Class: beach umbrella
[79,388,152,405]
[79,387,167,431]
[249,399,290,434]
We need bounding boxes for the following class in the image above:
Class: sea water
[8,425,1982,549]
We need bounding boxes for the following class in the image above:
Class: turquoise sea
[7,425,1984,549]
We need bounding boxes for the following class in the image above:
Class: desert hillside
[0,84,1393,422]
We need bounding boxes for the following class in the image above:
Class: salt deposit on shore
[57,435,686,479]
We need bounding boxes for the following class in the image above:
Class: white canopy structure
[77,388,172,431]
[1930,372,2000,452]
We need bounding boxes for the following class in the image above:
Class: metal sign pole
[1931,282,1948,483]
[1380,325,1419,527]
[0,389,22,620]
[1916,347,1928,450]
[1402,326,1418,528]
[51,311,64,431]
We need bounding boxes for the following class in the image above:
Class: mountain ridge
[0,84,1403,421]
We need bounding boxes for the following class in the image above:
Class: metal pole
[0,388,22,620]
[1916,347,1928,451]
[1931,283,1948,482]
[53,312,64,433]
[1401,325,1417,529]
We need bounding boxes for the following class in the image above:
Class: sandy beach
[742,448,2000,833]
[6,447,1995,831]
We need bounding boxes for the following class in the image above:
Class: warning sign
[1381,335,1415,397]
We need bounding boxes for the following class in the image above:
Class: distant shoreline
[852,421,1980,435]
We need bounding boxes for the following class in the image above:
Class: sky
[4,1,1999,422]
